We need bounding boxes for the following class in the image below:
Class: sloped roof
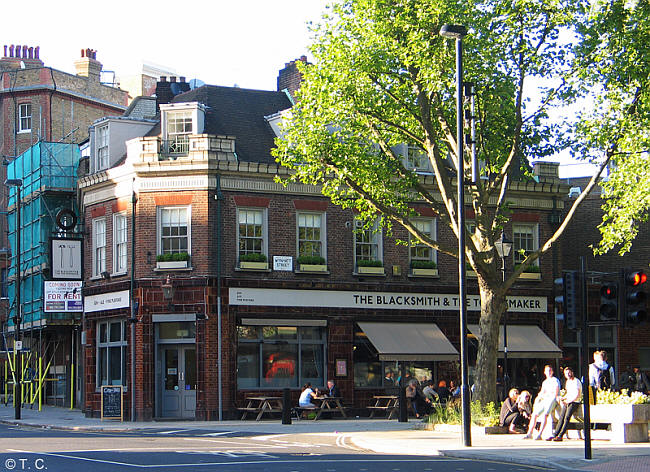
[171,85,292,163]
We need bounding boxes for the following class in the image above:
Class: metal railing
[160,137,190,159]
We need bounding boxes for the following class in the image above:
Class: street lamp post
[6,178,23,420]
[494,232,513,397]
[439,23,471,447]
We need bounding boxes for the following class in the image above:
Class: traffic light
[597,281,618,322]
[622,269,648,326]
[555,271,579,330]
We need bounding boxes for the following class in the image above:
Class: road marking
[159,430,187,435]
[200,432,235,437]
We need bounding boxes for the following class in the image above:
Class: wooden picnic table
[313,396,347,420]
[368,395,399,419]
[238,396,283,421]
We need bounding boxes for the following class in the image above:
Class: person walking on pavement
[589,350,615,393]
[523,365,560,440]
[548,367,582,442]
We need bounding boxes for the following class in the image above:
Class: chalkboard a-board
[101,385,123,421]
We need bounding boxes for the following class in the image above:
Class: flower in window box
[239,253,268,270]
[356,259,384,275]
[410,260,438,277]
[297,255,327,272]
[156,252,190,269]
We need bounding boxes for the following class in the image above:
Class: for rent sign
[44,281,83,312]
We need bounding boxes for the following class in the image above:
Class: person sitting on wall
[499,388,522,433]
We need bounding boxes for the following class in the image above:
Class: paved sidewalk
[2,405,650,471]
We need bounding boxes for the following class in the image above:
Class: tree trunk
[473,275,507,405]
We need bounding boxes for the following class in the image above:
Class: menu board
[101,385,123,421]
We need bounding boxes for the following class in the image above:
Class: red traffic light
[628,271,648,286]
[600,285,617,299]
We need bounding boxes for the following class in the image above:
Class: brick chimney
[74,48,102,82]
[277,56,308,97]
[532,161,560,183]
[156,76,190,111]
[0,44,44,71]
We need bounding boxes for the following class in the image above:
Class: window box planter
[156,260,189,270]
[239,261,269,270]
[357,266,385,275]
[299,264,328,272]
[411,268,439,277]
[518,272,541,280]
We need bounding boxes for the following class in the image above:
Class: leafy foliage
[297,255,327,265]
[156,252,189,262]
[240,253,268,263]
[427,400,499,426]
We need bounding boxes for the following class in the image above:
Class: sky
[3,0,596,178]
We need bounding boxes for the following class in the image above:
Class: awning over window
[468,324,562,359]
[357,322,459,361]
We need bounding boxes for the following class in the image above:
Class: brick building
[77,62,568,420]
[559,176,650,384]
[0,45,128,406]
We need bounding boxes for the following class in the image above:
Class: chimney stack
[1,44,44,71]
[156,76,190,111]
[277,56,309,98]
[74,48,102,82]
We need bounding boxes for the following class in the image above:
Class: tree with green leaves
[273,0,622,404]
[574,0,650,256]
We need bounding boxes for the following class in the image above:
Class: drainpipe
[130,181,137,421]
[216,174,223,421]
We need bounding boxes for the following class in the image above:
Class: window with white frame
[354,219,382,265]
[19,104,31,132]
[513,223,539,266]
[410,218,437,265]
[405,144,431,173]
[96,125,109,171]
[158,207,190,256]
[166,110,192,153]
[92,218,106,277]
[113,213,127,274]
[297,212,325,261]
[238,208,266,259]
[97,320,127,387]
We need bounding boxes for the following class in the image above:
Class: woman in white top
[524,365,560,439]
[549,366,582,441]
[298,382,318,409]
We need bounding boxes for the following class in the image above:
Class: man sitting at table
[326,379,341,398]
[299,382,319,409]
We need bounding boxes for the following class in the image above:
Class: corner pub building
[78,61,565,421]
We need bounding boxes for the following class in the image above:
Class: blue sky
[4,0,595,177]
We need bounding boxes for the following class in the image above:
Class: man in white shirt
[524,365,560,440]
[548,366,582,441]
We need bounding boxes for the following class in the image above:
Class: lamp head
[439,24,468,40]
[494,232,513,258]
[5,178,23,187]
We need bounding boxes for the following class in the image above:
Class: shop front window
[237,325,326,389]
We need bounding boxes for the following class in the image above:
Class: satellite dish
[189,78,205,90]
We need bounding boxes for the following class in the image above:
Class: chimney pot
[81,49,85,58]
[9,45,14,57]
[300,55,307,62]
[170,76,176,82]
[28,47,33,59]
[180,76,186,83]
[160,76,167,82]
[16,45,21,58]
[22,45,27,58]
[3,45,6,57]
[34,46,39,59]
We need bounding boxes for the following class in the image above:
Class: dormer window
[96,125,109,171]
[160,102,205,157]
[405,144,431,173]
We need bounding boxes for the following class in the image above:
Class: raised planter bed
[411,268,439,277]
[357,266,385,275]
[299,264,328,272]
[156,260,189,269]
[239,261,269,270]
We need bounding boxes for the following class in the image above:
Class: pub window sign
[50,237,82,280]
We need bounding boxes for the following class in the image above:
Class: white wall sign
[51,238,82,280]
[229,287,548,313]
[84,290,130,313]
[273,256,293,271]
[44,281,83,312]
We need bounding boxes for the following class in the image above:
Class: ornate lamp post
[494,231,513,395]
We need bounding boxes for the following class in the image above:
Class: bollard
[398,385,408,422]
[282,388,292,424]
